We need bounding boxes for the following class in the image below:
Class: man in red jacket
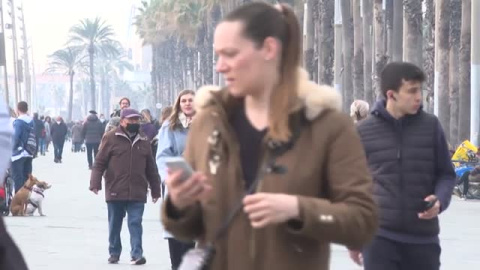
[90,108,161,265]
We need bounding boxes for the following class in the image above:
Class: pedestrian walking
[71,121,83,152]
[140,109,158,142]
[350,100,370,123]
[161,3,377,270]
[351,62,456,270]
[105,97,131,133]
[11,102,34,193]
[156,90,195,270]
[90,108,161,265]
[44,116,52,152]
[50,116,68,163]
[38,116,47,156]
[33,113,45,158]
[82,110,104,169]
[0,99,28,270]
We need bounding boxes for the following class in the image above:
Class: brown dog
[11,174,41,216]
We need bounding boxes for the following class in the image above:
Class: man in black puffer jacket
[82,110,104,169]
[351,62,456,270]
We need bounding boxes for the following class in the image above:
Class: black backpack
[22,122,36,155]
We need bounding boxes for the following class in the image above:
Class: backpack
[23,122,36,155]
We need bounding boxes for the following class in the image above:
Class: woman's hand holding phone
[166,169,211,211]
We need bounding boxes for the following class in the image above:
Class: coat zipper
[116,133,144,200]
[396,121,406,229]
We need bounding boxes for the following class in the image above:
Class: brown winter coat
[162,69,378,270]
[90,126,161,202]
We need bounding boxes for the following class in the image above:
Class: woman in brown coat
[162,2,378,270]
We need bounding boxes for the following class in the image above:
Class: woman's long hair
[168,89,195,130]
[160,106,173,126]
[223,2,301,142]
[141,109,153,123]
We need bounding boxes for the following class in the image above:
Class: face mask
[56,121,61,124]
[126,123,140,133]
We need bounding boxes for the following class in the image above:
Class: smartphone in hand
[165,157,194,183]
[423,198,438,212]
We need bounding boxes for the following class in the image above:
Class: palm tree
[362,0,374,103]
[97,50,134,116]
[69,17,120,111]
[434,0,451,141]
[340,0,354,109]
[458,0,471,141]
[449,0,461,145]
[424,0,435,113]
[45,47,84,122]
[403,0,423,67]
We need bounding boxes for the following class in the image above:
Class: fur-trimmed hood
[194,68,342,121]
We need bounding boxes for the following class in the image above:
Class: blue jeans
[39,138,46,155]
[11,157,33,193]
[107,201,145,259]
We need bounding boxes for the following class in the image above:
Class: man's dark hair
[119,97,130,106]
[16,101,28,113]
[380,62,426,98]
[33,113,39,119]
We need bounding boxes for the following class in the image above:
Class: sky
[5,0,140,73]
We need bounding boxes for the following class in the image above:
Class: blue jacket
[155,120,189,239]
[12,115,33,159]
[156,121,189,185]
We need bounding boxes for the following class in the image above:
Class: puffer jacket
[82,114,104,144]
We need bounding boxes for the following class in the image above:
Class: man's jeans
[53,142,64,160]
[86,143,99,167]
[11,157,33,193]
[38,138,46,155]
[107,201,145,259]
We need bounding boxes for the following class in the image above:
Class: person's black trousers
[363,236,441,270]
[168,238,195,270]
[53,142,65,161]
[86,143,100,167]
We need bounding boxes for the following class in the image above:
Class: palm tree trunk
[449,0,461,146]
[151,44,158,112]
[353,0,364,100]
[156,44,162,106]
[318,0,334,85]
[363,0,374,104]
[304,0,315,78]
[385,0,394,59]
[458,0,471,141]
[68,70,74,122]
[83,80,88,116]
[434,0,451,141]
[392,0,403,61]
[340,0,354,109]
[403,0,423,67]
[334,0,343,97]
[424,0,435,113]
[88,43,96,111]
[374,0,387,99]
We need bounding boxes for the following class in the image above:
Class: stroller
[0,169,15,216]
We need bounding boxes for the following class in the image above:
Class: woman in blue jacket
[156,89,195,270]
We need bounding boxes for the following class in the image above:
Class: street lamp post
[7,0,20,103]
[0,0,10,105]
